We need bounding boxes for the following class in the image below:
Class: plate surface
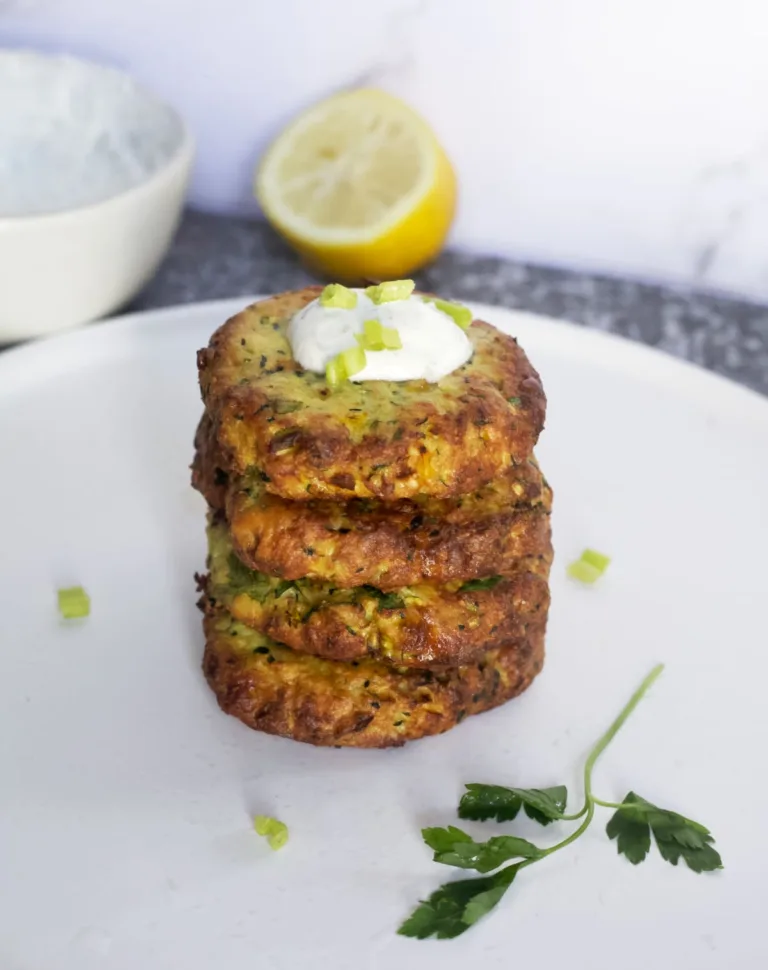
[1,299,766,970]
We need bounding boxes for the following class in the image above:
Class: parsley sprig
[399,664,723,940]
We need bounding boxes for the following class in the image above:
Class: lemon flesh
[256,88,456,281]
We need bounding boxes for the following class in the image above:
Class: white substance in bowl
[0,50,193,339]
[0,51,185,217]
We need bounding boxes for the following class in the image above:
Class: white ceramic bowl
[0,51,194,341]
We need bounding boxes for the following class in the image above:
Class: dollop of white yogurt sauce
[287,290,472,382]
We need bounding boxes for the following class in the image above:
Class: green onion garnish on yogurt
[427,298,473,330]
[365,279,415,304]
[355,319,403,351]
[320,283,357,309]
[325,345,367,386]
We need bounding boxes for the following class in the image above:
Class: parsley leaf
[401,665,723,942]
[398,865,521,939]
[515,786,569,825]
[459,784,568,825]
[422,825,542,873]
[604,798,651,863]
[421,824,472,852]
[606,792,723,872]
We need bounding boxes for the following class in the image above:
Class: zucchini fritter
[197,288,546,502]
[192,412,553,589]
[202,608,545,748]
[204,518,551,667]
[228,473,552,589]
[192,411,229,510]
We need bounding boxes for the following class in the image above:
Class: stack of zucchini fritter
[192,288,551,748]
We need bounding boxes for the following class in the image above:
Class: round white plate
[1,300,766,970]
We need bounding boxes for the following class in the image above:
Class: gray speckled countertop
[133,211,768,396]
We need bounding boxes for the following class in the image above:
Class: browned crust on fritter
[204,571,550,669]
[197,288,546,501]
[192,410,229,509]
[229,489,553,589]
[193,409,546,516]
[193,413,553,589]
[202,609,546,748]
[205,516,551,667]
[231,580,548,667]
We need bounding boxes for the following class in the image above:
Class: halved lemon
[255,88,456,282]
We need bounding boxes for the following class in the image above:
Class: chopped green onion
[320,283,357,309]
[339,345,366,378]
[253,815,289,850]
[326,346,367,385]
[381,326,402,350]
[58,586,90,619]
[566,560,603,585]
[581,549,611,572]
[356,320,403,351]
[365,280,415,304]
[325,356,345,387]
[427,298,473,330]
[567,548,611,584]
[363,318,385,350]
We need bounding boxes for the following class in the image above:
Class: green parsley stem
[591,797,624,809]
[398,660,719,941]
[558,806,588,821]
[540,803,596,858]
[583,663,664,792]
[545,663,664,849]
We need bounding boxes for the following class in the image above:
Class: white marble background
[2,0,768,301]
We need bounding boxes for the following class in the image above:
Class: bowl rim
[0,49,196,228]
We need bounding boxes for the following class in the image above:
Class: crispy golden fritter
[228,474,552,589]
[192,411,229,510]
[202,608,546,748]
[197,288,546,502]
[204,518,551,667]
[192,412,553,589]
